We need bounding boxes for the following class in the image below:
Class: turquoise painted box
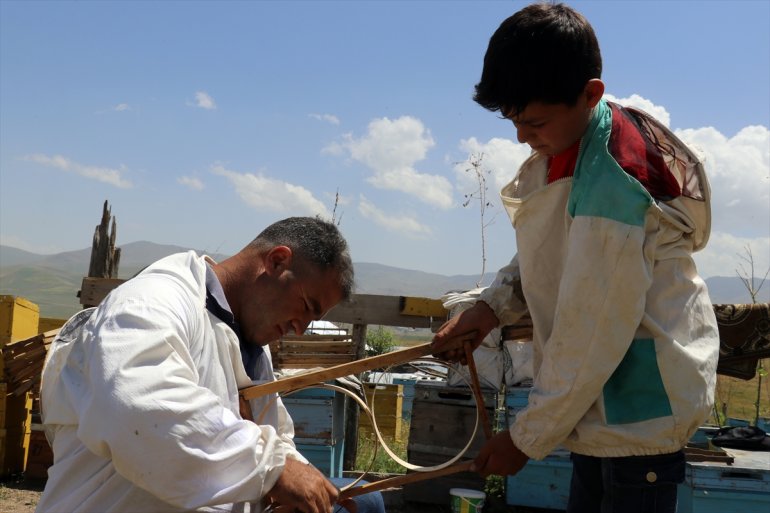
[295,441,345,479]
[283,387,346,478]
[506,450,573,510]
[282,387,345,446]
[505,385,573,510]
[677,448,770,513]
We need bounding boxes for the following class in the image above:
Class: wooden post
[87,200,121,279]
[79,201,123,308]
[343,323,367,470]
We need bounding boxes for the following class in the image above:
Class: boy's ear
[584,79,605,109]
[264,246,293,276]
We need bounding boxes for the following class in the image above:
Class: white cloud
[22,154,132,188]
[309,113,340,125]
[605,93,671,128]
[694,231,770,280]
[357,195,432,238]
[324,116,453,209]
[675,125,770,240]
[177,176,204,191]
[456,137,532,193]
[211,164,330,218]
[113,103,130,112]
[191,91,216,110]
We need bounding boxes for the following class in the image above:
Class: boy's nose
[516,126,531,144]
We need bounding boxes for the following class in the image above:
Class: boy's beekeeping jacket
[37,251,305,513]
[480,99,719,460]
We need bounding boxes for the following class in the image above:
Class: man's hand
[267,458,339,513]
[431,301,498,364]
[472,430,529,477]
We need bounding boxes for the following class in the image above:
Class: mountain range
[1,242,767,319]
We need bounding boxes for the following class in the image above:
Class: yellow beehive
[0,295,39,477]
[358,383,404,443]
[0,295,40,346]
[38,317,67,333]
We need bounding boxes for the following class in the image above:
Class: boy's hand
[431,302,498,364]
[472,431,529,477]
[267,458,339,513]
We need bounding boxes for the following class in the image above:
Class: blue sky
[1,0,768,281]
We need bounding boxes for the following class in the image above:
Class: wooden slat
[339,461,474,500]
[281,334,350,342]
[274,354,356,366]
[326,294,447,330]
[280,342,354,354]
[399,296,448,318]
[79,277,125,307]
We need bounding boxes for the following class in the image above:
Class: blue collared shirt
[204,263,263,379]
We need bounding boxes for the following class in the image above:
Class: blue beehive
[677,448,770,513]
[393,377,416,420]
[505,384,573,510]
[283,387,345,478]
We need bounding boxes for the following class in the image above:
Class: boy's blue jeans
[567,450,685,513]
[329,478,386,513]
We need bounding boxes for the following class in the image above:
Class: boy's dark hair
[249,216,355,299]
[474,2,602,116]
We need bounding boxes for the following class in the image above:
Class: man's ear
[584,79,605,109]
[263,246,293,276]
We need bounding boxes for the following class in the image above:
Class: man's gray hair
[248,217,354,299]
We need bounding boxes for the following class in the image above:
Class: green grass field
[712,359,770,425]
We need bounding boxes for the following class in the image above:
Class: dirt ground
[0,477,44,513]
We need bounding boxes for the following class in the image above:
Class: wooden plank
[240,333,475,399]
[274,355,356,366]
[338,461,474,500]
[280,342,355,354]
[281,334,351,342]
[399,296,448,318]
[79,277,125,307]
[325,294,447,330]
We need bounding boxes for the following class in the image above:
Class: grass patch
[353,423,410,474]
[712,359,770,425]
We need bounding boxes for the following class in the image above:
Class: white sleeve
[68,287,288,509]
[478,254,529,326]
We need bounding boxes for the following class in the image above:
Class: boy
[432,4,719,512]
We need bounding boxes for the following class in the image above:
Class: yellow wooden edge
[398,296,447,318]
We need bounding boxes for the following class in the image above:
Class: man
[37,217,378,513]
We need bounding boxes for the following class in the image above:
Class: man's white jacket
[480,99,720,460]
[37,251,305,512]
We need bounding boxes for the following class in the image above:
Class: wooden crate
[296,441,344,479]
[0,383,6,427]
[270,333,355,370]
[358,383,404,443]
[0,295,40,381]
[282,388,345,446]
[0,296,38,478]
[404,381,500,505]
[506,451,572,510]
[678,448,770,513]
[38,317,67,333]
[0,296,40,346]
[24,424,52,480]
[283,388,346,479]
[1,393,32,477]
